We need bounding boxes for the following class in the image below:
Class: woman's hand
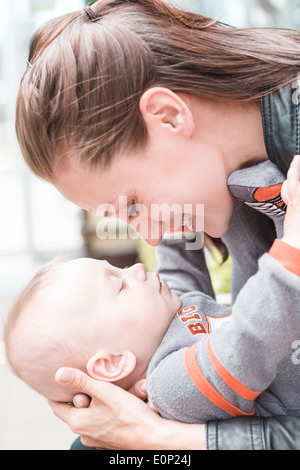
[71,378,148,409]
[49,367,206,450]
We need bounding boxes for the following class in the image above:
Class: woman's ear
[86,350,136,382]
[139,86,194,137]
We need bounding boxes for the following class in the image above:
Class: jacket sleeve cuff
[206,417,266,450]
[269,239,300,276]
[206,416,300,450]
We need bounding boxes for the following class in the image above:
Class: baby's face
[50,258,181,368]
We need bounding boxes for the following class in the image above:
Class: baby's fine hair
[4,259,60,361]
[16,0,300,180]
[3,258,85,400]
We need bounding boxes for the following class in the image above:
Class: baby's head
[4,257,180,402]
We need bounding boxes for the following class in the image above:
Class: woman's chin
[206,222,229,239]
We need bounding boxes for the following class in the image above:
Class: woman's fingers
[55,367,118,403]
[49,368,118,433]
[128,379,148,400]
[147,401,159,414]
[49,400,74,426]
[73,394,91,408]
[49,367,162,449]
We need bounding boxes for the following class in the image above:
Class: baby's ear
[86,350,136,382]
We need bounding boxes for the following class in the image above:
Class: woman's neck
[192,96,269,176]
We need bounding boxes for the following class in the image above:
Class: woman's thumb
[55,367,118,403]
[55,367,99,396]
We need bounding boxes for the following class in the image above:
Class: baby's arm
[149,250,300,422]
[156,234,215,298]
[281,155,300,249]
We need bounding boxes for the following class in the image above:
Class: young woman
[15,0,300,450]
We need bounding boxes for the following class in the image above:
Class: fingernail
[140,381,147,395]
[56,369,73,384]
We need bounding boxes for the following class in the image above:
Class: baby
[4,157,300,423]
[4,256,181,403]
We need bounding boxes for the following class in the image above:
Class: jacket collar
[261,81,300,175]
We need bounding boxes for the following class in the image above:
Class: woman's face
[53,135,235,245]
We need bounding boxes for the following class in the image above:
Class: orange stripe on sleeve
[184,343,255,418]
[207,336,261,401]
[254,184,282,202]
[269,239,300,277]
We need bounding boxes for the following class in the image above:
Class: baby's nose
[132,263,147,281]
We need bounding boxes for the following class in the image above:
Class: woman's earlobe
[86,350,136,382]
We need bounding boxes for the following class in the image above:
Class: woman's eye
[128,200,137,220]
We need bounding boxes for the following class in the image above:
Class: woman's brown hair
[16,0,300,180]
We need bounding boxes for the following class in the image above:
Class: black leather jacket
[206,83,300,450]
[261,82,300,174]
[207,416,300,450]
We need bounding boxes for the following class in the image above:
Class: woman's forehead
[52,146,185,213]
[53,157,132,209]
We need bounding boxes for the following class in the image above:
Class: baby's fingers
[286,155,300,202]
[281,180,290,205]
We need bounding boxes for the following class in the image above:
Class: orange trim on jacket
[184,343,255,418]
[269,239,300,277]
[254,184,283,202]
[207,336,261,401]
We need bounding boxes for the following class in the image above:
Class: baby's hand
[282,155,300,249]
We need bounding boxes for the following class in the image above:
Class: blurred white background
[0,0,87,450]
[0,0,300,450]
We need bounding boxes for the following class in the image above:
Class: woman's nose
[143,237,162,247]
